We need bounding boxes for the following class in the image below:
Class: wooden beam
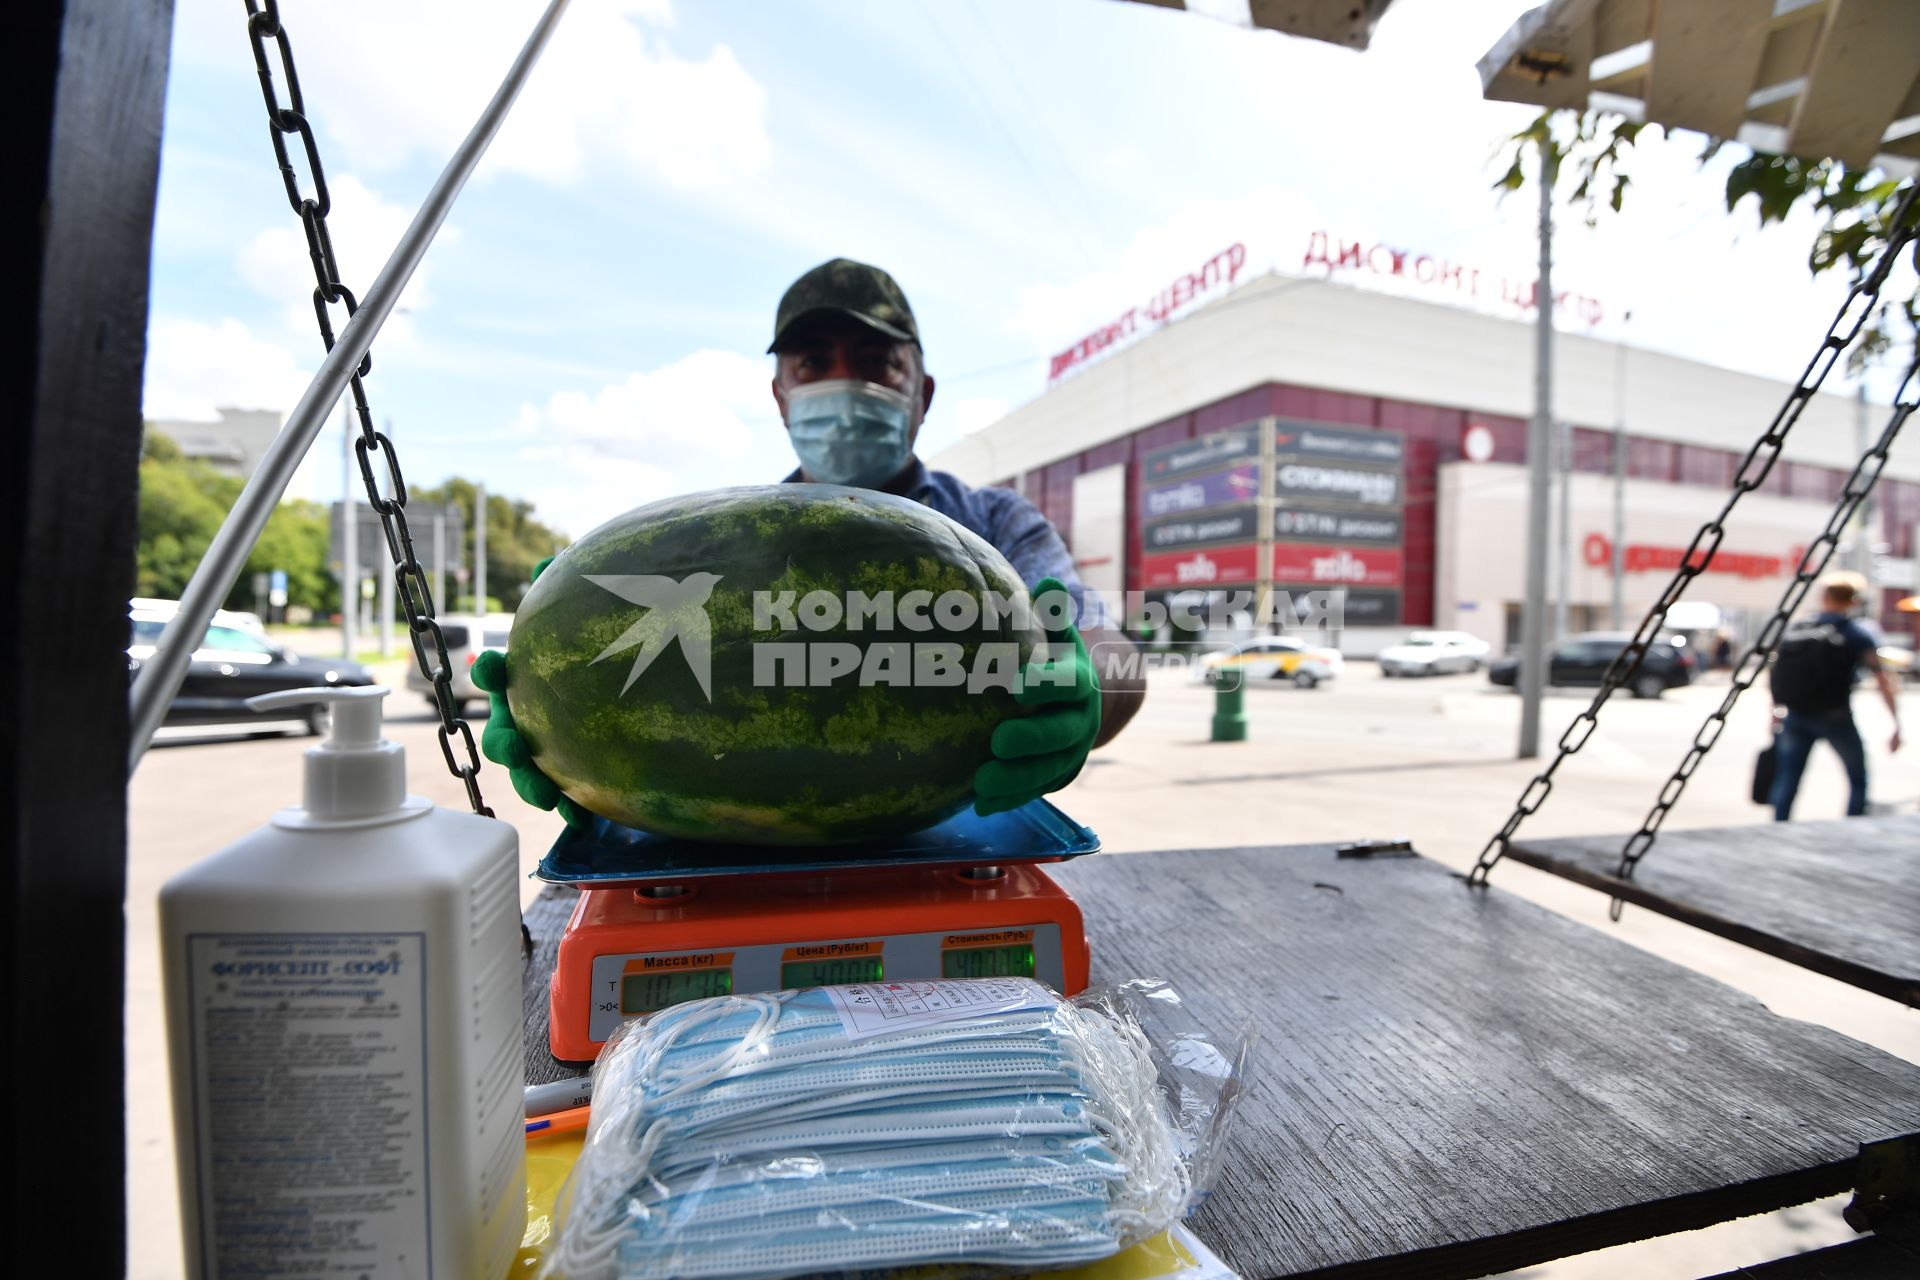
[1785,0,1920,165]
[0,0,171,1272]
[1645,0,1775,137]
[1481,3,1598,110]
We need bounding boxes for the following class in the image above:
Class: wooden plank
[523,847,1920,1278]
[1645,0,1775,138]
[1785,0,1920,165]
[1481,3,1597,111]
[1507,815,1920,1007]
[1698,1232,1920,1278]
[1,1,171,1273]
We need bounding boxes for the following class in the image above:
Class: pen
[525,1105,591,1139]
[525,1076,593,1117]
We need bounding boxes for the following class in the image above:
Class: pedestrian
[1766,574,1903,820]
[1713,630,1733,672]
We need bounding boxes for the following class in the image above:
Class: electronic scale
[541,801,1099,1062]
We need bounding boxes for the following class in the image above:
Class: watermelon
[507,484,1045,844]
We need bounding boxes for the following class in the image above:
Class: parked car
[128,603,373,735]
[1200,636,1343,689]
[1487,631,1695,699]
[405,613,513,714]
[1377,630,1491,677]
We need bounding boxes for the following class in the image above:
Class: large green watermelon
[507,484,1045,844]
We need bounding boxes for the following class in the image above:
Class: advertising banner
[1272,421,1405,467]
[1142,427,1259,483]
[1141,543,1259,588]
[1271,460,1401,507]
[1142,464,1261,518]
[1270,543,1404,588]
[1272,507,1403,545]
[1303,587,1401,626]
[1144,505,1258,550]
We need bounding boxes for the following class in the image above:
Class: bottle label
[184,932,431,1278]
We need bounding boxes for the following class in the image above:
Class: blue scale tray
[536,799,1100,889]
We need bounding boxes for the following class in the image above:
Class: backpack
[1769,619,1856,714]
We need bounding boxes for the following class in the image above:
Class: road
[126,663,1920,1277]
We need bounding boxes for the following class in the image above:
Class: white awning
[1479,0,1920,171]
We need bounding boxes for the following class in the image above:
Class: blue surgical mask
[784,378,916,488]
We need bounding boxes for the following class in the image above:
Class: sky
[144,0,1901,540]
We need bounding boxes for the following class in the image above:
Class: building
[930,273,1920,653]
[147,407,284,480]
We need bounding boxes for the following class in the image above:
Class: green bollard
[1211,667,1248,742]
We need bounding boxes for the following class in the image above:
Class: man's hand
[973,577,1100,817]
[468,556,593,830]
[1891,727,1903,755]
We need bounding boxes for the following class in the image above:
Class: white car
[1200,637,1344,689]
[1377,631,1491,678]
[405,613,513,714]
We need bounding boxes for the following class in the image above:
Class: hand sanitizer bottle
[161,686,525,1279]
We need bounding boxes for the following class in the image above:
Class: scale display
[550,864,1091,1061]
[620,966,732,1014]
[942,944,1037,979]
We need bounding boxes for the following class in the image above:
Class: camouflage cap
[768,258,920,353]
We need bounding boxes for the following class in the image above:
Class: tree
[139,429,338,615]
[410,477,568,612]
[1496,111,1918,371]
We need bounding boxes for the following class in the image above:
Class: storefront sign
[1145,506,1257,550]
[1582,533,1792,580]
[1272,422,1404,466]
[1143,428,1259,484]
[1300,586,1401,626]
[1143,464,1260,517]
[1272,461,1400,507]
[1141,543,1259,588]
[1272,506,1403,546]
[1050,244,1248,382]
[1302,230,1606,328]
[1271,543,1403,587]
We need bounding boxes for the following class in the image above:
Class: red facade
[1004,380,1919,629]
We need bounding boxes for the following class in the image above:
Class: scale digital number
[550,864,1090,1061]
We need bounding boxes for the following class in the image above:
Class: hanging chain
[244,0,492,817]
[1609,333,1920,914]
[1467,179,1920,889]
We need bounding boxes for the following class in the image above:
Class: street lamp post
[1518,142,1555,759]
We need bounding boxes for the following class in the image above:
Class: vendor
[768,257,1144,748]
[471,260,1142,827]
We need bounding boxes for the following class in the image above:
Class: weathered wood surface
[1698,1232,1920,1278]
[1507,815,1920,1007]
[522,847,1920,1279]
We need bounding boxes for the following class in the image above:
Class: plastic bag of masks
[542,976,1253,1280]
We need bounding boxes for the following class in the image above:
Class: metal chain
[244,0,492,817]
[1608,333,1920,916]
[1467,179,1920,889]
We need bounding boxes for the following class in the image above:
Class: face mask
[783,378,916,488]
[548,988,1189,1280]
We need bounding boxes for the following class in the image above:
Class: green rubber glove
[973,577,1101,817]
[469,556,591,830]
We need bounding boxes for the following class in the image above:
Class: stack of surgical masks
[546,982,1192,1280]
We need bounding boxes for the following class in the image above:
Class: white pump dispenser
[161,685,526,1279]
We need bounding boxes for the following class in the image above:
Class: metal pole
[1611,315,1629,630]
[1518,142,1554,759]
[127,0,572,770]
[340,399,357,662]
[432,510,447,617]
[474,483,488,616]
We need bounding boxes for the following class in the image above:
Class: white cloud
[234,173,440,346]
[510,349,788,536]
[142,316,313,422]
[172,0,767,191]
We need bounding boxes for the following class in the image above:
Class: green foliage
[411,476,569,612]
[1496,109,1918,371]
[136,433,566,618]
